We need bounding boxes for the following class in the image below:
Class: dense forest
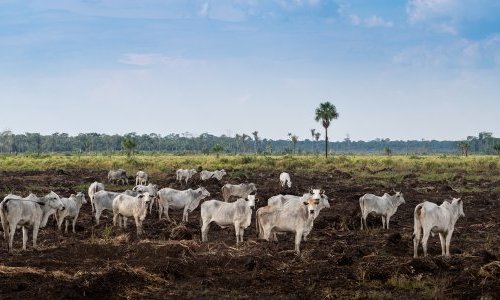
[0,130,498,155]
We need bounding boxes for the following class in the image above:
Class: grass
[0,153,498,182]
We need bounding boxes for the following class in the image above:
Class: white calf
[279,172,292,188]
[136,171,148,185]
[201,195,255,243]
[413,198,465,258]
[359,192,405,230]
[88,181,105,213]
[157,187,210,222]
[56,192,87,233]
[176,169,197,184]
[112,192,151,236]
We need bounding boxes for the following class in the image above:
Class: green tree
[310,129,316,153]
[458,142,470,157]
[315,102,339,158]
[291,134,299,155]
[212,144,223,158]
[122,137,137,157]
[252,131,259,154]
[493,143,500,155]
[384,146,392,156]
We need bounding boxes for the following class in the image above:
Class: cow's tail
[413,204,424,241]
[255,209,262,238]
[359,195,365,229]
[221,186,228,202]
[0,200,9,240]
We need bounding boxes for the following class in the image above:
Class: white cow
[136,171,148,185]
[108,169,128,185]
[133,183,159,213]
[256,196,320,254]
[112,192,151,236]
[200,169,227,181]
[221,183,257,202]
[93,190,121,224]
[88,181,105,213]
[201,195,256,243]
[56,192,87,233]
[279,172,292,188]
[176,169,197,184]
[157,187,210,222]
[0,191,64,252]
[413,198,465,258]
[359,192,406,230]
[267,189,329,241]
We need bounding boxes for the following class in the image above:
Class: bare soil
[0,168,498,299]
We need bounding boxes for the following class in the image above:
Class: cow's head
[46,191,64,211]
[394,191,405,205]
[138,192,151,203]
[73,192,87,204]
[197,187,211,199]
[303,197,320,217]
[452,197,465,217]
[246,194,256,209]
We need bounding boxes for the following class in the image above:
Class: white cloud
[406,0,456,23]
[350,14,393,28]
[118,53,206,67]
[199,1,209,17]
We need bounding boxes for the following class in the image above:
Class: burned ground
[0,168,498,299]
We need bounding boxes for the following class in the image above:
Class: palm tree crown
[315,102,339,129]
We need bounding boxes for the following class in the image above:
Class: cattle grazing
[157,187,210,222]
[256,195,320,254]
[56,192,87,233]
[108,169,128,185]
[359,192,406,230]
[201,195,255,243]
[88,181,105,213]
[176,169,197,184]
[93,190,121,224]
[413,198,465,258]
[279,172,292,188]
[221,183,257,202]
[200,169,227,181]
[112,192,151,236]
[136,171,148,186]
[0,191,64,252]
[133,183,159,213]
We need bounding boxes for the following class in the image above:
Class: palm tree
[315,102,339,158]
[310,129,315,153]
[122,137,137,157]
[314,132,321,152]
[291,135,299,155]
[252,131,259,154]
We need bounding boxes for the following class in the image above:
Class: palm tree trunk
[325,127,328,158]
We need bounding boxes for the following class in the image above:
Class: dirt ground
[0,168,498,299]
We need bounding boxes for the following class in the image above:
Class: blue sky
[0,0,499,141]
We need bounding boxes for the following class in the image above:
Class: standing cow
[157,187,210,222]
[201,195,256,244]
[221,183,257,202]
[108,169,128,185]
[56,192,87,233]
[359,192,406,230]
[136,171,148,185]
[88,181,105,213]
[413,198,465,258]
[279,172,292,188]
[176,169,197,185]
[112,192,151,237]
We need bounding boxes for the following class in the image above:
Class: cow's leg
[182,207,189,223]
[134,216,141,236]
[72,214,79,233]
[57,213,64,231]
[439,233,446,256]
[445,229,453,257]
[95,208,102,225]
[201,221,210,242]
[22,226,28,251]
[65,219,69,233]
[386,214,391,230]
[421,228,431,257]
[381,216,386,229]
[123,217,128,228]
[113,213,119,227]
[8,224,16,253]
[234,223,240,243]
[158,201,163,220]
[413,225,421,258]
[239,226,244,243]
[295,230,303,254]
[32,224,39,250]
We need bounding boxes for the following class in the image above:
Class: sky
[0,0,499,141]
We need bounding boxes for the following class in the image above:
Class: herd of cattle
[0,168,465,258]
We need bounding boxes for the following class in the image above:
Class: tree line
[0,130,498,156]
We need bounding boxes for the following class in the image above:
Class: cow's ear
[320,189,325,195]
